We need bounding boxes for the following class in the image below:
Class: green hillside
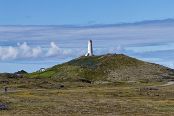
[27,54,174,83]
[1,54,174,115]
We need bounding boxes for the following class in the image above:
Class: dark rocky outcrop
[0,103,8,110]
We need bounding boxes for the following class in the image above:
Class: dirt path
[160,81,174,87]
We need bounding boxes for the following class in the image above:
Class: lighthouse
[85,40,94,56]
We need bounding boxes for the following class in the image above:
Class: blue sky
[0,0,174,25]
[1,0,174,73]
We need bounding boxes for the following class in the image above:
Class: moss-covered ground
[0,81,174,116]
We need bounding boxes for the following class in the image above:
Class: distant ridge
[82,18,174,28]
[1,18,174,28]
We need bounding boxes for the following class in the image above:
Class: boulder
[0,103,8,110]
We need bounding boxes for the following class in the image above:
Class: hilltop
[28,54,174,83]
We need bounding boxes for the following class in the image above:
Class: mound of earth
[28,54,174,83]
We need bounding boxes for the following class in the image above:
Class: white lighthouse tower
[85,40,94,56]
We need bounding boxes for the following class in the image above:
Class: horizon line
[1,18,174,27]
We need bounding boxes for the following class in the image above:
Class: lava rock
[0,103,8,110]
[78,79,92,84]
[60,84,64,88]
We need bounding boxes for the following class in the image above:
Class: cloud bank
[1,19,174,72]
[0,42,74,60]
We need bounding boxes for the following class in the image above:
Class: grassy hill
[1,54,174,115]
[27,54,174,83]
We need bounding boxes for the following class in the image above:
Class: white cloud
[46,42,60,56]
[0,46,18,60]
[46,42,80,57]
[18,42,43,58]
[32,47,42,58]
[0,42,42,60]
[0,42,75,60]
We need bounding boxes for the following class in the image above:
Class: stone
[0,103,8,110]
